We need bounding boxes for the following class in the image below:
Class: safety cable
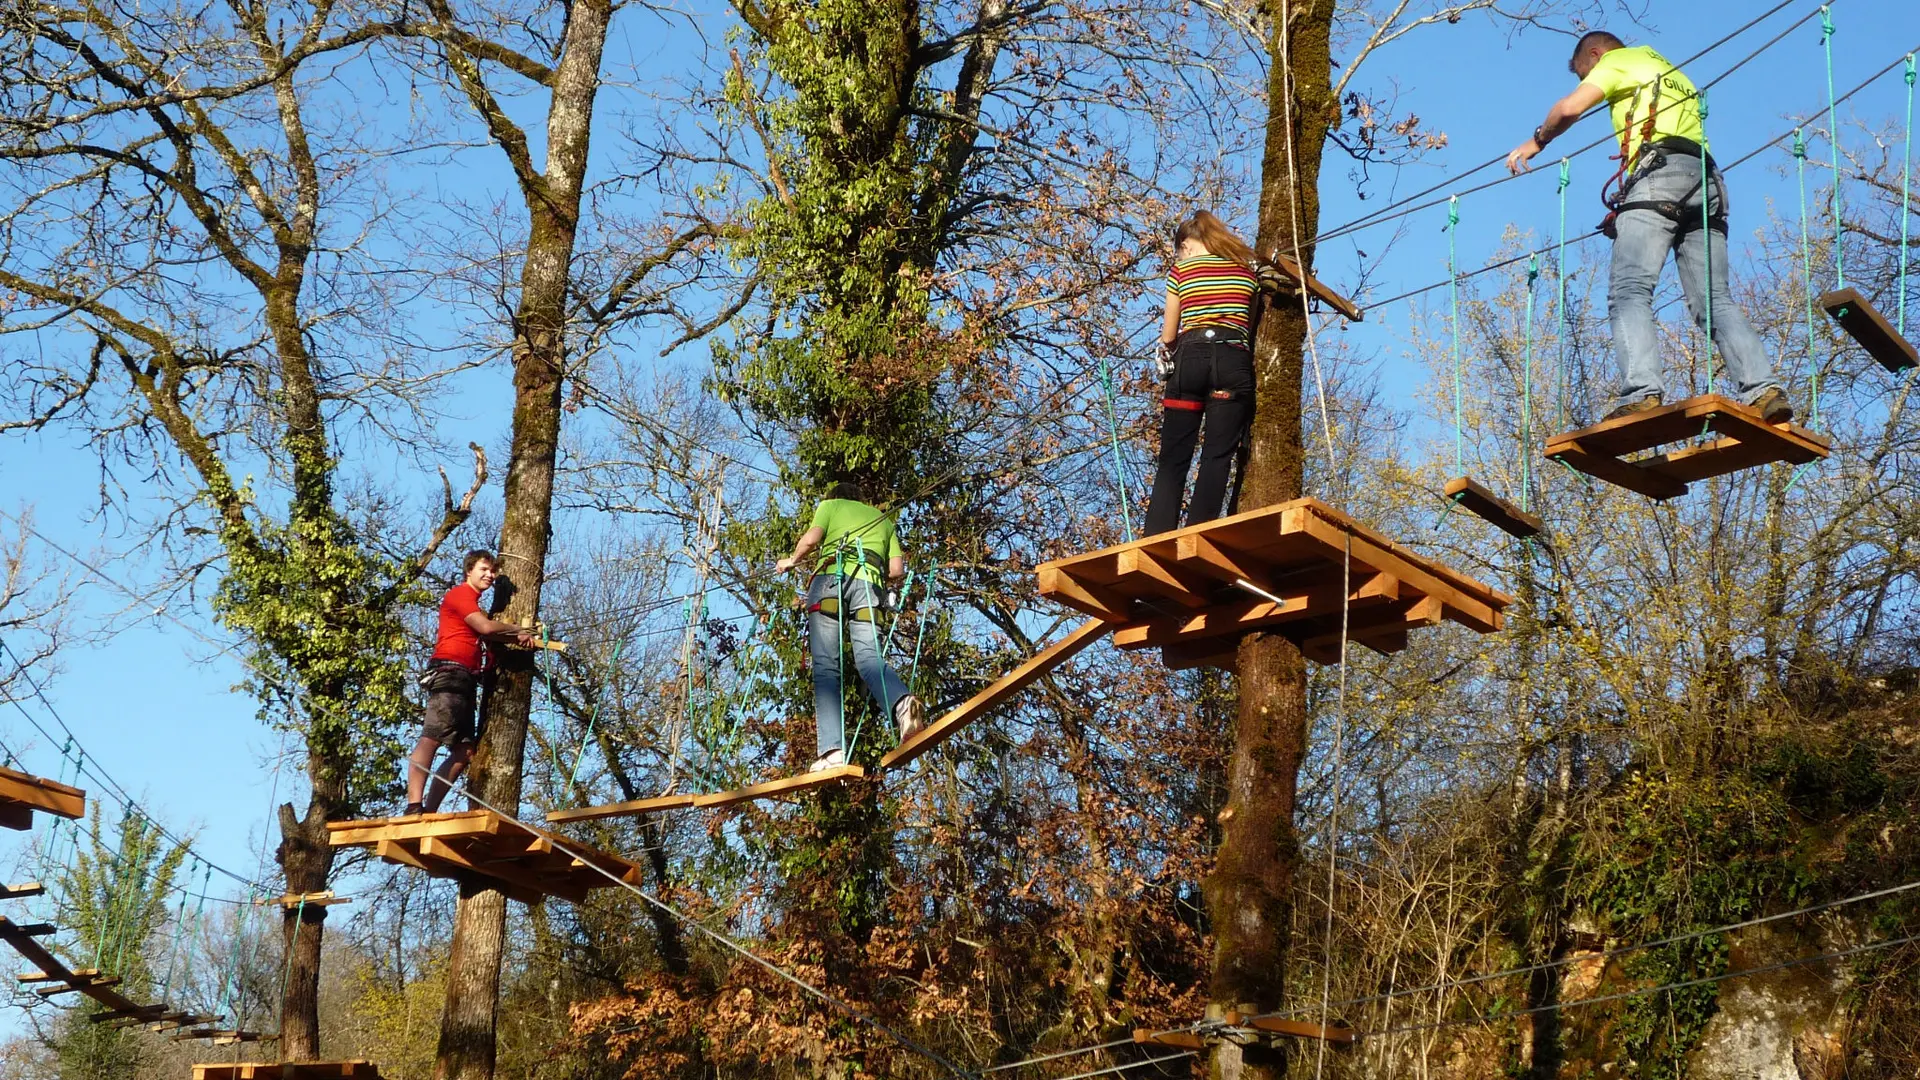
[1046,1050,1196,1080]
[1521,254,1540,511]
[1364,41,1920,313]
[400,756,978,1080]
[1316,0,1812,246]
[1446,196,1465,476]
[1795,130,1824,431]
[1822,7,1844,289]
[1316,0,1827,249]
[1554,159,1573,430]
[1097,351,1137,541]
[1700,88,1716,387]
[1902,54,1916,337]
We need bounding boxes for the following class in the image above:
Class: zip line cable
[1364,41,1920,315]
[1314,0,1826,248]
[396,755,978,1080]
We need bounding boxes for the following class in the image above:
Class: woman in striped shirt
[1144,210,1259,536]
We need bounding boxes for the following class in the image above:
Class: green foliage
[49,806,189,1079]
[212,508,428,811]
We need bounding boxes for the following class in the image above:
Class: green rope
[1796,130,1824,431]
[1700,88,1715,389]
[215,890,253,1022]
[157,865,191,998]
[276,894,308,1032]
[1902,54,1916,337]
[1555,159,1572,428]
[1522,254,1540,513]
[1447,195,1464,474]
[161,859,211,1001]
[908,568,937,693]
[1098,354,1135,542]
[1822,7,1844,289]
[562,639,624,801]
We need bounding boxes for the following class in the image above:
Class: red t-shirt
[431,583,486,671]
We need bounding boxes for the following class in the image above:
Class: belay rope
[1097,352,1135,542]
[1522,253,1541,513]
[1795,129,1825,431]
[1901,53,1916,339]
[1446,195,1465,476]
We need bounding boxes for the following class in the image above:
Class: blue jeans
[1608,152,1779,409]
[806,574,907,756]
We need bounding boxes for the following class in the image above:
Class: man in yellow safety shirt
[776,480,925,772]
[1506,30,1791,424]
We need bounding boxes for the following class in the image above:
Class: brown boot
[1751,387,1793,424]
[1603,394,1662,423]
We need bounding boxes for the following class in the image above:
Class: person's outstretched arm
[1506,83,1605,173]
[777,526,827,572]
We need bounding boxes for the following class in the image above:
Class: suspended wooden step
[1443,476,1543,540]
[546,792,698,823]
[173,1027,270,1043]
[1545,393,1830,500]
[1261,253,1365,322]
[1821,287,1918,373]
[1,880,46,900]
[1134,1028,1207,1050]
[881,618,1111,769]
[546,765,871,822]
[253,890,351,910]
[0,764,85,830]
[328,809,644,904]
[0,914,217,1028]
[192,1063,381,1080]
[1036,498,1511,672]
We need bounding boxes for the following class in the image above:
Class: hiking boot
[401,802,426,817]
[1751,387,1793,424]
[809,748,846,773]
[895,695,926,743]
[1602,394,1661,423]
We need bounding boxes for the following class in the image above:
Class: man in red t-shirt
[404,550,537,815]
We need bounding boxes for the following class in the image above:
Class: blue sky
[1,0,1914,949]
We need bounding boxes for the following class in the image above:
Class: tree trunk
[432,2,611,1077]
[1206,5,1333,1078]
[275,785,340,1061]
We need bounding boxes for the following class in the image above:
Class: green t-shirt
[1580,45,1703,161]
[809,499,901,584]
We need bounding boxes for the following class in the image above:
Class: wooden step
[1443,476,1543,539]
[1821,287,1918,373]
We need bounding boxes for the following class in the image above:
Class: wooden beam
[1172,531,1274,588]
[1133,1028,1207,1050]
[1036,566,1134,622]
[0,765,86,822]
[253,891,351,909]
[19,966,96,983]
[1112,547,1213,608]
[1822,286,1919,373]
[1443,476,1543,540]
[37,974,119,996]
[692,765,867,810]
[326,809,503,845]
[1110,572,1399,651]
[881,618,1112,769]
[1264,252,1364,322]
[418,836,581,904]
[1224,1010,1357,1045]
[544,793,699,824]
[1294,511,1503,632]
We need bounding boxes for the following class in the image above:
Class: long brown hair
[1174,210,1255,267]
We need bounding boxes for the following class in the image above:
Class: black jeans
[1144,334,1254,536]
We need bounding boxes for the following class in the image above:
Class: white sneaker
[809,748,846,773]
[895,696,926,742]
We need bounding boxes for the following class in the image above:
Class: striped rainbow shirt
[1168,254,1257,334]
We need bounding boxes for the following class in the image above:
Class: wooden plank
[544,793,699,824]
[418,836,582,904]
[1,881,46,900]
[0,921,56,938]
[1133,1028,1208,1050]
[326,809,502,844]
[881,617,1113,769]
[371,840,433,873]
[1265,252,1364,322]
[1172,531,1276,588]
[1691,405,1830,463]
[1113,547,1214,608]
[692,765,867,810]
[1225,1010,1357,1045]
[0,765,86,824]
[1292,511,1503,633]
[1822,286,1919,373]
[1551,439,1691,499]
[1110,573,1399,650]
[1545,395,1732,458]
[1444,476,1543,540]
[1035,566,1135,622]
[253,891,351,909]
[37,974,119,996]
[20,966,96,983]
[193,1064,381,1080]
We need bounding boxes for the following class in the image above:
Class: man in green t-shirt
[1506,30,1790,425]
[775,480,925,772]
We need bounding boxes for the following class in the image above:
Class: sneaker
[895,695,926,742]
[808,749,846,773]
[401,802,426,817]
[1751,387,1793,425]
[1602,394,1662,423]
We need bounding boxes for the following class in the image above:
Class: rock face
[1688,923,1853,1080]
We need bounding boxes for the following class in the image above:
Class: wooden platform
[0,765,85,830]
[1545,393,1830,500]
[1035,499,1511,671]
[1263,253,1364,322]
[192,1063,381,1080]
[1444,476,1542,540]
[1822,287,1918,373]
[328,810,644,903]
